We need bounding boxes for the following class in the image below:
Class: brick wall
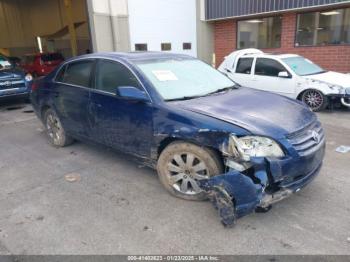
[214,13,350,73]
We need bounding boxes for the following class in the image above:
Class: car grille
[0,79,25,90]
[287,121,325,157]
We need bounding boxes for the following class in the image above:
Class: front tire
[44,108,73,147]
[157,142,223,201]
[301,89,328,112]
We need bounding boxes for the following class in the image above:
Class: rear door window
[255,58,287,77]
[235,58,254,74]
[61,60,94,88]
[55,65,66,82]
[95,60,142,94]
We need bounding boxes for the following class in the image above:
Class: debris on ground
[335,146,350,154]
[36,215,44,221]
[64,172,81,183]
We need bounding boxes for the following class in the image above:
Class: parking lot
[0,99,349,255]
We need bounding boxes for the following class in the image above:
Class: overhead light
[36,36,43,53]
[246,19,264,23]
[321,11,340,16]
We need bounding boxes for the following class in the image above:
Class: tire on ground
[157,141,223,201]
[43,108,74,147]
[301,89,328,112]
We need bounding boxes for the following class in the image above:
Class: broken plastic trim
[198,157,269,227]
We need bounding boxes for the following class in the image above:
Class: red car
[21,53,64,77]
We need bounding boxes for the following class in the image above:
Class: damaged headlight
[229,135,285,161]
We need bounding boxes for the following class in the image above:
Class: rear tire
[301,89,328,112]
[157,141,223,201]
[44,108,73,147]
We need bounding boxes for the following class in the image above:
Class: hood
[172,88,317,138]
[0,68,24,80]
[303,71,350,88]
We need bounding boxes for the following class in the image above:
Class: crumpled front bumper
[198,152,324,227]
[328,89,350,107]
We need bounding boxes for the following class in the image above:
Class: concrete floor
[0,99,349,255]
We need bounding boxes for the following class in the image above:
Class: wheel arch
[40,104,51,120]
[156,136,225,167]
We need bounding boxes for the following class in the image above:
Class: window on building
[95,60,142,94]
[135,44,148,51]
[255,58,287,77]
[62,60,94,87]
[296,8,350,46]
[235,58,254,74]
[237,16,282,49]
[161,43,172,51]
[183,43,192,50]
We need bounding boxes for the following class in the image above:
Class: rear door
[53,59,95,139]
[250,58,296,97]
[89,59,154,157]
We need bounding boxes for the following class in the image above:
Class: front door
[89,59,154,158]
[250,58,296,97]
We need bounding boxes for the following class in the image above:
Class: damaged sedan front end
[199,124,325,226]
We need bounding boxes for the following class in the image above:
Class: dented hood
[303,71,350,88]
[173,88,316,137]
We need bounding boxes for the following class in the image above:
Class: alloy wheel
[46,113,63,145]
[303,90,324,111]
[166,152,209,195]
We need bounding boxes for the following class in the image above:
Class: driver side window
[255,58,288,77]
[95,60,142,94]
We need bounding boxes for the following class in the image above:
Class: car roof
[241,53,300,59]
[68,52,195,63]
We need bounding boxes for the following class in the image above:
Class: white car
[218,49,350,111]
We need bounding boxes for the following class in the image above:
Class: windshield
[282,56,325,76]
[136,59,235,101]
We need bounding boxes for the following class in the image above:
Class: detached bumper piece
[198,158,322,227]
[198,169,264,227]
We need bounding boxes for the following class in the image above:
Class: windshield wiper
[165,85,240,102]
[205,85,239,96]
[165,95,203,102]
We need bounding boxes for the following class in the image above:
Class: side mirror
[225,68,232,73]
[278,71,291,78]
[117,86,150,102]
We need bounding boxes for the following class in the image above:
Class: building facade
[206,0,350,72]
[87,0,214,64]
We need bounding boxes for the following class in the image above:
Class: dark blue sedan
[31,52,325,226]
[0,55,32,100]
